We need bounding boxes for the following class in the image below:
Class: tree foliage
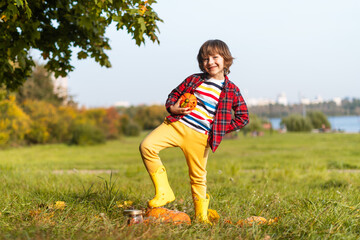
[0,0,162,90]
[22,100,69,143]
[306,111,331,129]
[281,114,313,132]
[249,98,360,118]
[133,105,167,130]
[243,113,264,133]
[16,64,66,105]
[0,96,31,146]
[68,123,106,146]
[281,112,331,132]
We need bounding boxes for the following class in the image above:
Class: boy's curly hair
[197,39,234,76]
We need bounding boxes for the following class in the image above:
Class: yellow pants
[139,119,210,199]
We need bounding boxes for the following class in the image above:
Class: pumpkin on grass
[179,93,197,110]
[145,207,191,225]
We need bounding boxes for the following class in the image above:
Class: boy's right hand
[169,98,192,115]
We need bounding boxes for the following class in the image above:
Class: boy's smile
[203,54,225,80]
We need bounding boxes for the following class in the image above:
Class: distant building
[114,101,131,107]
[52,74,68,103]
[247,98,275,107]
[312,95,323,104]
[246,94,343,107]
[300,97,311,105]
[332,97,342,106]
[276,92,288,106]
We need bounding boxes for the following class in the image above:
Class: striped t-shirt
[179,78,225,134]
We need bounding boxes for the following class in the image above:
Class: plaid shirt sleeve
[225,85,249,133]
[165,74,203,121]
[210,79,249,152]
[165,78,189,113]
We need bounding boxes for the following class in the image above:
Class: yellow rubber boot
[148,166,175,208]
[194,194,212,225]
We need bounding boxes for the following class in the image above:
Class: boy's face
[203,54,225,80]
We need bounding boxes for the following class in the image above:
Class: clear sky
[36,0,360,107]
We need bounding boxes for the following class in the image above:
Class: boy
[140,39,249,224]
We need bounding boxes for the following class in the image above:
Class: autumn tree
[16,64,66,105]
[0,0,162,91]
[133,105,167,130]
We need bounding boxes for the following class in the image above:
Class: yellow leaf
[124,201,133,206]
[237,216,267,226]
[116,200,133,208]
[54,201,66,210]
[29,209,42,217]
[116,201,124,208]
[268,217,280,225]
[208,209,220,223]
[139,1,148,15]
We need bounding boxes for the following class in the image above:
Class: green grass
[1,132,360,239]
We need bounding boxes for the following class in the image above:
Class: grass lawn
[1,132,360,239]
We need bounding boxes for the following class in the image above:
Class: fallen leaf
[54,201,66,210]
[208,209,220,223]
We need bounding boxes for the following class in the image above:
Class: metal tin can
[123,209,144,225]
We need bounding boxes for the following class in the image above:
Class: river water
[269,115,360,133]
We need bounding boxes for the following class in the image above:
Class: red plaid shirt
[165,73,249,152]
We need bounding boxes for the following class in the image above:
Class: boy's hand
[169,98,192,115]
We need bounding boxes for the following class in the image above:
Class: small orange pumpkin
[145,207,191,225]
[179,93,197,110]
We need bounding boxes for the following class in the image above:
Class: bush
[243,113,264,134]
[68,123,106,145]
[104,107,121,139]
[54,106,78,142]
[0,96,31,146]
[25,121,50,144]
[133,105,167,130]
[22,100,60,144]
[84,107,122,139]
[123,122,141,136]
[306,111,331,129]
[281,114,313,132]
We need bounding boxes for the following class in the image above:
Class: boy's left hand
[169,98,192,115]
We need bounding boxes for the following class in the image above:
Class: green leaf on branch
[77,51,88,60]
[137,17,146,32]
[0,0,162,91]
